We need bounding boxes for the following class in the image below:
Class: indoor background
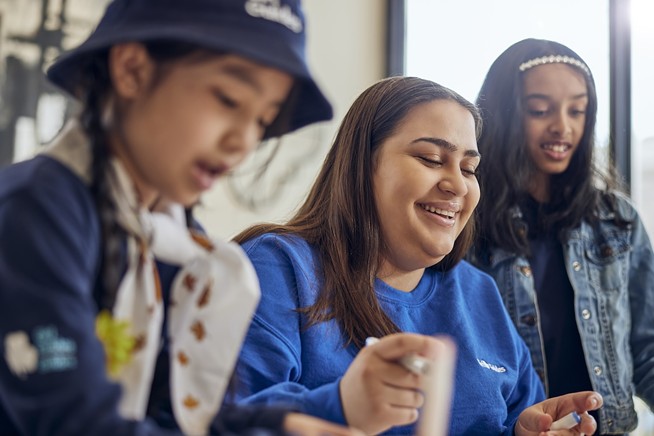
[0,0,652,433]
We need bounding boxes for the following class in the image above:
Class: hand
[515,391,603,436]
[283,413,364,435]
[339,333,447,434]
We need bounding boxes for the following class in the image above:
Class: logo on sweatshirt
[245,0,303,33]
[477,358,507,373]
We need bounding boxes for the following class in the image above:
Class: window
[631,0,654,234]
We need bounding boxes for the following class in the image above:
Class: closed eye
[418,156,442,167]
[462,167,478,177]
[214,90,238,109]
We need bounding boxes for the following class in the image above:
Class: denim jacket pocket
[584,234,630,291]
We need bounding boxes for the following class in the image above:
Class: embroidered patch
[4,331,38,378]
[33,325,78,373]
[477,358,506,373]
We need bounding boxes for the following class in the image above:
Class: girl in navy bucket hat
[0,0,357,435]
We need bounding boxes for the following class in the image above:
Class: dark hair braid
[78,52,126,311]
[75,41,223,311]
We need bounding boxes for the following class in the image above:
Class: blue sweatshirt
[235,233,545,435]
[0,156,286,435]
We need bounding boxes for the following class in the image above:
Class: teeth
[421,204,455,218]
[543,143,569,153]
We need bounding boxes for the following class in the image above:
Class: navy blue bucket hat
[47,0,332,138]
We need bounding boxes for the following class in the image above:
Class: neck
[528,173,550,203]
[376,264,425,292]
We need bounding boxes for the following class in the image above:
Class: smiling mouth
[418,203,456,220]
[541,142,571,153]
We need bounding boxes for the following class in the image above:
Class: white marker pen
[365,336,431,375]
[550,411,581,430]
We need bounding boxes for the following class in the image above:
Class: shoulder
[241,232,315,260]
[438,260,509,312]
[239,233,321,294]
[0,155,95,220]
[598,189,639,222]
[446,260,498,288]
[0,156,101,297]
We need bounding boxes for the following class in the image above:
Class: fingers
[545,391,603,418]
[369,333,451,362]
[369,356,422,389]
[571,410,598,436]
[365,398,420,428]
[340,333,441,433]
[384,383,425,409]
[567,391,603,413]
[516,392,603,436]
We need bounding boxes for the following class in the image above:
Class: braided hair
[75,41,202,311]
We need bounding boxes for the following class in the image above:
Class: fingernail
[590,396,598,407]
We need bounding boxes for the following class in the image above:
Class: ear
[108,42,156,99]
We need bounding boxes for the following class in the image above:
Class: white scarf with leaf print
[45,120,260,435]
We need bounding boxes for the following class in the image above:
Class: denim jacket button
[600,245,614,257]
[593,365,603,375]
[519,266,532,277]
[582,309,592,319]
[572,261,581,271]
[520,314,537,326]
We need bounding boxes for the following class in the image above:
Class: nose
[221,118,261,162]
[548,110,572,136]
[437,167,469,197]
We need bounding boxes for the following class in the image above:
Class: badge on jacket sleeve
[4,331,38,378]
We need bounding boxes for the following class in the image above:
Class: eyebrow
[410,137,481,158]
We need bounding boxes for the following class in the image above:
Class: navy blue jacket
[0,156,286,435]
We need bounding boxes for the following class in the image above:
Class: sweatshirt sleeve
[233,235,347,425]
[501,334,546,435]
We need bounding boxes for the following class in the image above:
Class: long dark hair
[474,38,622,257]
[234,76,482,348]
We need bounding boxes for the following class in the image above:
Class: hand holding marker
[365,337,431,374]
[550,411,581,430]
[365,336,456,436]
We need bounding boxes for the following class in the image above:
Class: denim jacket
[470,193,654,434]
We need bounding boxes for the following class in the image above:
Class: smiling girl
[231,76,602,435]
[470,38,654,435]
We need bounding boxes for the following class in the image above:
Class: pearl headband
[518,55,591,76]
